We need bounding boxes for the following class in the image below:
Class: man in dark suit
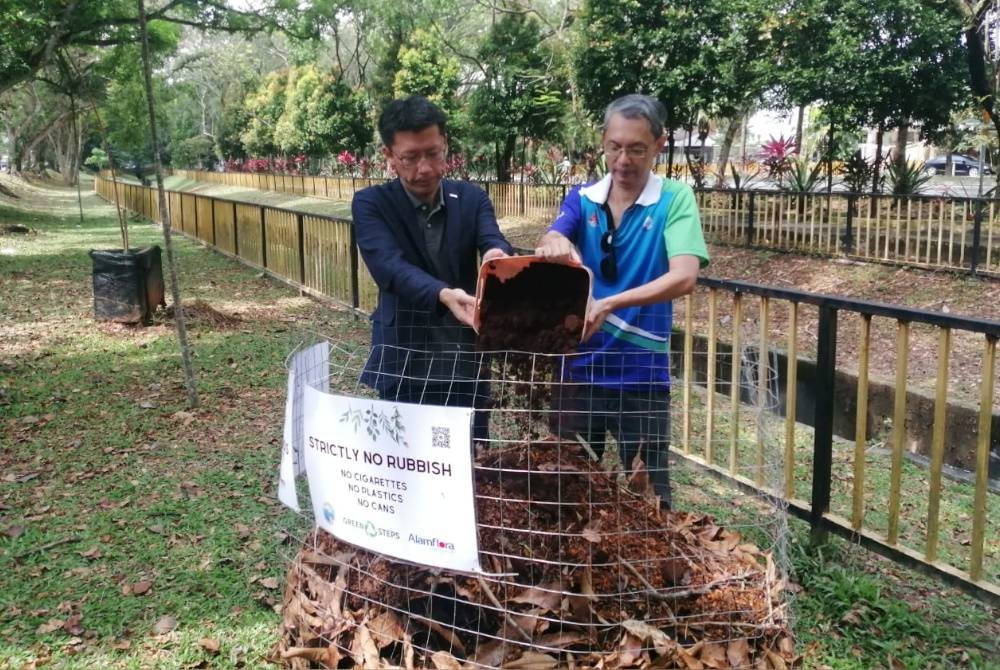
[352,96,513,441]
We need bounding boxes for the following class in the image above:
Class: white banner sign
[302,385,481,572]
[278,370,300,511]
[278,341,331,511]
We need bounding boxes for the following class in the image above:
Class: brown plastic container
[473,255,593,353]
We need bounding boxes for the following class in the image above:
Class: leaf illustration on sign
[339,405,407,446]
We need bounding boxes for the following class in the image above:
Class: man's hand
[535,231,581,264]
[583,296,615,341]
[482,247,508,263]
[439,287,477,327]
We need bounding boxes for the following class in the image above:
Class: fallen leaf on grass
[199,637,221,655]
[153,615,178,635]
[172,410,196,426]
[123,580,152,596]
[260,577,280,590]
[5,525,24,538]
[36,619,63,634]
[63,614,84,636]
[80,547,101,559]
[3,471,38,483]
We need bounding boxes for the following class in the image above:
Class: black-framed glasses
[600,229,617,281]
[391,147,447,169]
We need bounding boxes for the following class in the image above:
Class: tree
[393,28,461,118]
[272,64,370,161]
[302,75,370,157]
[468,11,567,181]
[0,0,277,95]
[952,0,1000,184]
[240,69,288,156]
[774,0,967,190]
[100,48,171,167]
[700,0,784,175]
[574,0,720,165]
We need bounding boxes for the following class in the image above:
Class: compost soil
[476,261,588,354]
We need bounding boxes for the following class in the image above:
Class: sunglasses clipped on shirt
[600,228,617,281]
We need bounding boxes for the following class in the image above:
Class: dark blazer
[352,178,512,392]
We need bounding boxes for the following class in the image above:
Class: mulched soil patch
[272,441,795,669]
[163,298,243,329]
[0,223,32,234]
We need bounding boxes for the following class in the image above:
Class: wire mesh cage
[271,317,795,669]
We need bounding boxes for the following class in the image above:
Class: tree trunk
[48,116,78,185]
[826,121,835,193]
[137,0,200,409]
[892,120,909,173]
[715,111,745,186]
[666,129,676,175]
[72,94,84,226]
[872,124,884,194]
[795,104,805,153]
[498,134,516,182]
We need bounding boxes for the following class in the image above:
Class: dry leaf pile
[272,442,796,669]
[164,299,242,328]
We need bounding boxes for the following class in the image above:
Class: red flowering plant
[225,158,243,172]
[337,150,358,176]
[244,158,271,173]
[760,135,797,187]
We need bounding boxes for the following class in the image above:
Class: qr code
[431,426,450,449]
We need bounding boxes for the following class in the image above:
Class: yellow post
[784,302,798,497]
[756,297,770,487]
[970,336,996,581]
[887,321,910,545]
[851,315,872,530]
[682,295,694,454]
[926,327,951,563]
[706,289,718,463]
[729,294,743,475]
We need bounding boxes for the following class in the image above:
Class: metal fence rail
[94,174,999,603]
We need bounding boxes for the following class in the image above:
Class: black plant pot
[89,245,166,325]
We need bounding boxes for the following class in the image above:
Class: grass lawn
[0,174,997,669]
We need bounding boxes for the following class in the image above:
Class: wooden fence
[172,169,1000,277]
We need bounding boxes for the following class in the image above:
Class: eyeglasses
[391,148,447,169]
[600,229,617,281]
[603,142,652,161]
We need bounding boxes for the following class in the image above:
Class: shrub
[839,150,887,193]
[888,160,932,195]
[785,156,825,193]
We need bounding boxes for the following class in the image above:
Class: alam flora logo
[408,533,455,551]
[322,502,335,524]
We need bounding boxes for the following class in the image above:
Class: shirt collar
[579,172,663,206]
[401,182,445,212]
